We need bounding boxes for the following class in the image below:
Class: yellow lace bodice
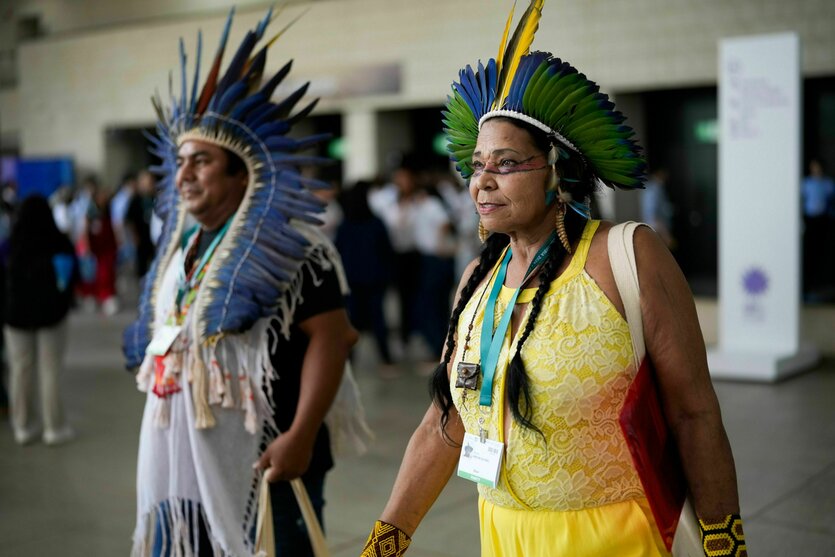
[451,220,645,511]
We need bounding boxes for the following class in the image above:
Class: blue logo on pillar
[742,267,768,321]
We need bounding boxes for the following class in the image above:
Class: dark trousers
[393,251,421,345]
[416,254,455,357]
[346,284,392,364]
[803,215,833,293]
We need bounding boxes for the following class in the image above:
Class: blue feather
[478,61,488,114]
[259,60,293,99]
[246,104,284,130]
[294,132,332,151]
[253,120,293,138]
[212,81,248,115]
[454,67,480,116]
[287,99,319,125]
[215,30,257,99]
[272,82,310,118]
[265,136,299,151]
[229,93,267,123]
[255,6,273,40]
[179,39,187,118]
[190,31,202,114]
[269,154,331,167]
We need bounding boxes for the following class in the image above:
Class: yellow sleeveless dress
[450,220,668,556]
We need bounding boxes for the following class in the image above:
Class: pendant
[455,362,480,390]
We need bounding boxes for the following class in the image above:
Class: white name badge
[457,432,504,488]
[145,325,182,357]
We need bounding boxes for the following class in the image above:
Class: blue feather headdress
[443,0,646,189]
[124,7,331,369]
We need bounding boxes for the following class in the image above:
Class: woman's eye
[471,160,485,169]
[499,159,516,167]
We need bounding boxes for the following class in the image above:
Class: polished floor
[1,307,834,556]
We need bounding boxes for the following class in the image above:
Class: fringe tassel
[208,358,223,406]
[136,357,154,392]
[221,371,235,409]
[154,397,171,428]
[191,350,216,429]
[240,376,258,434]
[325,361,374,457]
[132,499,229,557]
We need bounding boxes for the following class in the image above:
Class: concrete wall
[4,0,835,177]
[0,88,19,151]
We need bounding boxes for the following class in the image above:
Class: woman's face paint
[470,119,556,238]
[470,153,551,177]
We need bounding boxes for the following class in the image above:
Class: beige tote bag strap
[254,472,276,557]
[607,221,646,365]
[254,472,331,557]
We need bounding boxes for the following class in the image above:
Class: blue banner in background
[16,158,75,199]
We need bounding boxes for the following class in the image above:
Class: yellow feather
[494,0,544,110]
[242,6,306,75]
[496,0,518,69]
[261,7,308,52]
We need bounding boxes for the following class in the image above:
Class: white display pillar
[343,108,379,183]
[708,33,818,381]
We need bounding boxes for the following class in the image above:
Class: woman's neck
[505,228,557,287]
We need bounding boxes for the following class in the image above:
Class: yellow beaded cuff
[361,520,411,557]
[699,514,747,557]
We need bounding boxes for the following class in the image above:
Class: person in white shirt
[371,162,423,355]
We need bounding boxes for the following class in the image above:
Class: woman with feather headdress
[361,2,746,556]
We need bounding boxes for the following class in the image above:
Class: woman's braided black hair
[430,116,596,443]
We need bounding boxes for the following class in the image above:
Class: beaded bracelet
[699,514,747,557]
[361,520,411,557]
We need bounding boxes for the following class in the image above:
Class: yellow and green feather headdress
[443,0,646,189]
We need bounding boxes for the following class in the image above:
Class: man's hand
[256,430,314,482]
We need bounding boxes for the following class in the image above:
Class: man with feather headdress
[124,9,370,556]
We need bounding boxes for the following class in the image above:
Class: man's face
[175,140,248,229]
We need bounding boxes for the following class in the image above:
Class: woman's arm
[379,403,465,535]
[634,226,740,520]
[363,257,481,555]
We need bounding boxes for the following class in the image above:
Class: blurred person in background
[336,180,396,376]
[111,171,138,272]
[435,172,481,285]
[69,175,95,244]
[801,158,835,299]
[0,186,12,418]
[3,195,77,445]
[49,184,74,235]
[77,176,119,315]
[314,179,344,242]
[124,169,157,279]
[371,156,423,360]
[412,180,457,369]
[641,167,676,250]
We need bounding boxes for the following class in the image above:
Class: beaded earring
[479,220,490,243]
[556,187,572,253]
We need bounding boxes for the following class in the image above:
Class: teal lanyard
[479,232,556,406]
[175,218,232,311]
